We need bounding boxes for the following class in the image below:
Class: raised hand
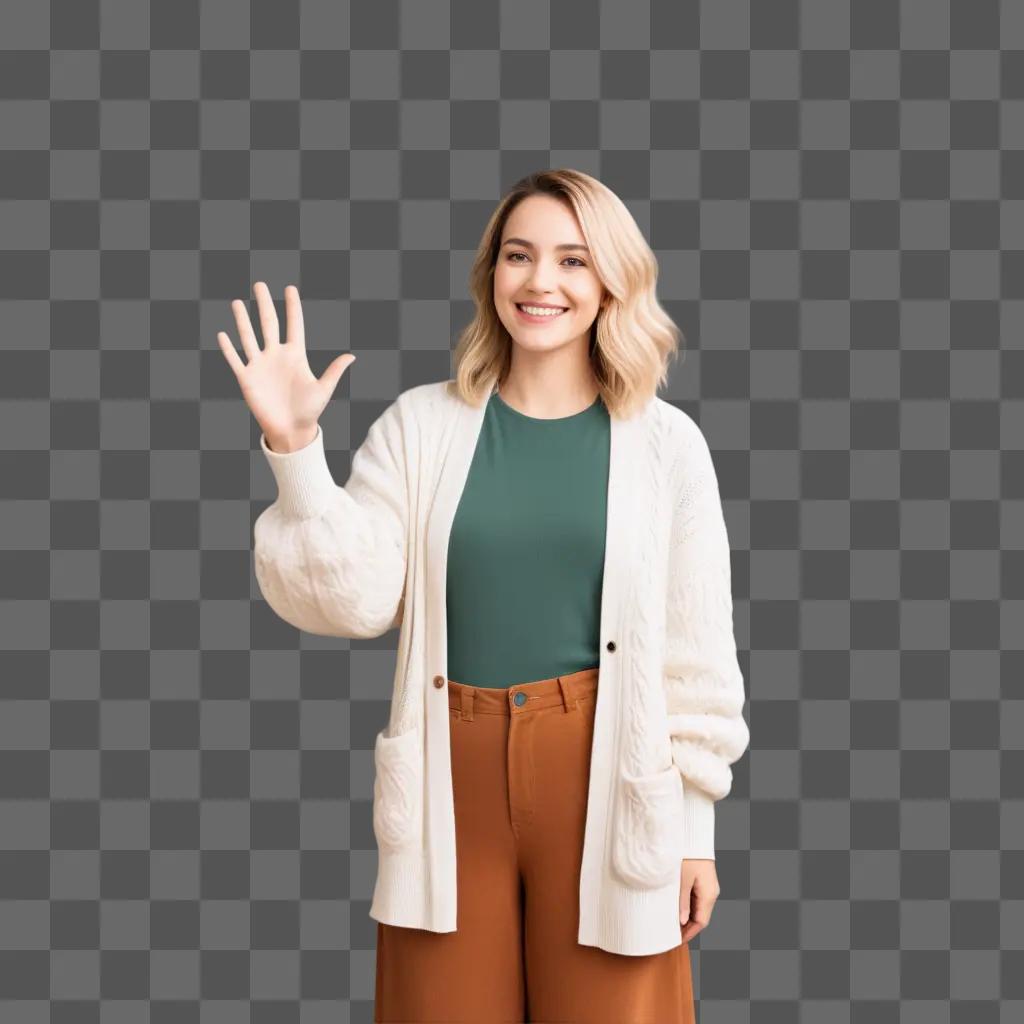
[217,281,356,453]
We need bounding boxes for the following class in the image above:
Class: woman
[218,169,750,1023]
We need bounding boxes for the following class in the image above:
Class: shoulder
[651,398,720,505]
[395,379,461,418]
[388,379,464,440]
[396,379,456,413]
[652,397,712,459]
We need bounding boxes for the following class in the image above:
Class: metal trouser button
[513,691,526,706]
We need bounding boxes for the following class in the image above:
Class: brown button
[433,675,445,688]
[606,641,616,652]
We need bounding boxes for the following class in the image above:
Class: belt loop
[557,676,577,713]
[461,684,475,722]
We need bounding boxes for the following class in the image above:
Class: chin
[526,338,569,350]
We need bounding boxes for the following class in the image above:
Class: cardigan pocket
[372,724,423,851]
[611,763,685,889]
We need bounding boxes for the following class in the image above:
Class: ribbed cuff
[680,783,716,861]
[260,424,339,519]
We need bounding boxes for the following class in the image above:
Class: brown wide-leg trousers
[374,665,696,1023]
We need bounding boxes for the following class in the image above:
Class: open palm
[217,281,355,451]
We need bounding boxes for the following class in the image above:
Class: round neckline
[493,390,602,423]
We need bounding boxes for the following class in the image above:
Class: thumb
[679,878,692,925]
[318,353,356,403]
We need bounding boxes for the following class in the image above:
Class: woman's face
[493,193,607,355]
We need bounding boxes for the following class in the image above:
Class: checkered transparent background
[2,0,1023,1020]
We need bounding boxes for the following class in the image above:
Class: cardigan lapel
[415,378,650,935]
[423,384,493,647]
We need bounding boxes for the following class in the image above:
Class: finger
[317,352,356,404]
[691,908,712,929]
[680,899,712,937]
[678,880,694,925]
[230,299,260,362]
[216,331,246,378]
[693,885,716,914]
[679,902,711,940]
[253,280,280,346]
[680,879,714,920]
[284,284,305,349]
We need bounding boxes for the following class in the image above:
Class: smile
[516,303,568,319]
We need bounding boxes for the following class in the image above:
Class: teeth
[518,304,566,317]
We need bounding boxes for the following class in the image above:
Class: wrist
[265,423,319,454]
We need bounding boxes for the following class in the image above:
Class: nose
[525,258,558,293]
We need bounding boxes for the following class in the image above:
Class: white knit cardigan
[252,378,750,956]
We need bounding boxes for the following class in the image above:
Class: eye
[504,253,587,268]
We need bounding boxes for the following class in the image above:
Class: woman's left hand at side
[679,858,720,943]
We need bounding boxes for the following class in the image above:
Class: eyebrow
[501,237,590,253]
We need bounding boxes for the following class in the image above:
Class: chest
[415,393,675,646]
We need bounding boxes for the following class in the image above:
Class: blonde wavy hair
[448,168,683,420]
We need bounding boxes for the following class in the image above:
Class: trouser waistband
[446,665,599,722]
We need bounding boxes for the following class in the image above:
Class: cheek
[492,264,516,298]
[567,279,602,312]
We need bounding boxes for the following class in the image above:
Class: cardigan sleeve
[252,396,409,640]
[664,419,751,861]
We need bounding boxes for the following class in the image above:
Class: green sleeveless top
[445,388,611,689]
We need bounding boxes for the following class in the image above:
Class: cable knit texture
[612,400,688,886]
[249,380,751,956]
[253,397,409,641]
[664,414,751,859]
